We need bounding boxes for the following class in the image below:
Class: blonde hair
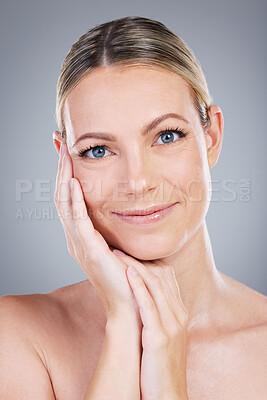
[56,16,213,141]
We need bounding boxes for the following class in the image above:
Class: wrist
[106,305,142,337]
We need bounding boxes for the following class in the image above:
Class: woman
[0,15,266,400]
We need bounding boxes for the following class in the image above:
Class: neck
[159,221,228,333]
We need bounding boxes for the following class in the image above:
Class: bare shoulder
[0,281,106,399]
[0,279,105,341]
[188,275,267,400]
[221,273,267,393]
[225,305,267,400]
[220,271,267,329]
[47,278,107,328]
[0,292,58,398]
[232,280,267,361]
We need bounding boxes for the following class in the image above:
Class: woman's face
[64,66,214,260]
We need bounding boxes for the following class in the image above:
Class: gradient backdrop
[1,0,266,295]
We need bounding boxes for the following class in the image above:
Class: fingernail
[113,249,126,257]
[127,265,138,275]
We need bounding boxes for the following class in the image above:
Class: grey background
[0,0,266,296]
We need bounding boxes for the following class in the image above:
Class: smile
[111,202,178,225]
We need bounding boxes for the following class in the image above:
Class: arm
[84,308,142,400]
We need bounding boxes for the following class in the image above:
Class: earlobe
[53,131,63,156]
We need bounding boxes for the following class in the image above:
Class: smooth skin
[0,65,267,399]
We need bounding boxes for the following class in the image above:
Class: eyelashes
[77,126,189,160]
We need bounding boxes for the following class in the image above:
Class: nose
[119,150,158,198]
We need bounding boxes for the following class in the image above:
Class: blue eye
[156,130,180,145]
[80,145,112,159]
[77,127,189,160]
[155,127,188,146]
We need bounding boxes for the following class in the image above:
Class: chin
[91,209,189,261]
[113,234,184,262]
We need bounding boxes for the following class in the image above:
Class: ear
[204,105,224,168]
[53,131,64,156]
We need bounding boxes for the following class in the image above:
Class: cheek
[73,165,109,210]
[185,165,208,203]
[166,147,210,206]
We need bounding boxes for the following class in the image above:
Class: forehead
[64,66,197,134]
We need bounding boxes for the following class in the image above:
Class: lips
[112,202,178,216]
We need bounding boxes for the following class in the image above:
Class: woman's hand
[54,142,140,320]
[112,250,189,400]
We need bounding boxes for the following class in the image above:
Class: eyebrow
[72,112,190,148]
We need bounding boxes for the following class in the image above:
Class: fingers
[126,266,163,334]
[54,142,66,204]
[69,178,122,273]
[159,266,189,327]
[163,266,189,316]
[147,264,188,325]
[54,142,84,262]
[113,250,188,330]
[58,152,72,221]
[70,178,100,262]
[55,142,70,214]
[58,150,79,260]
